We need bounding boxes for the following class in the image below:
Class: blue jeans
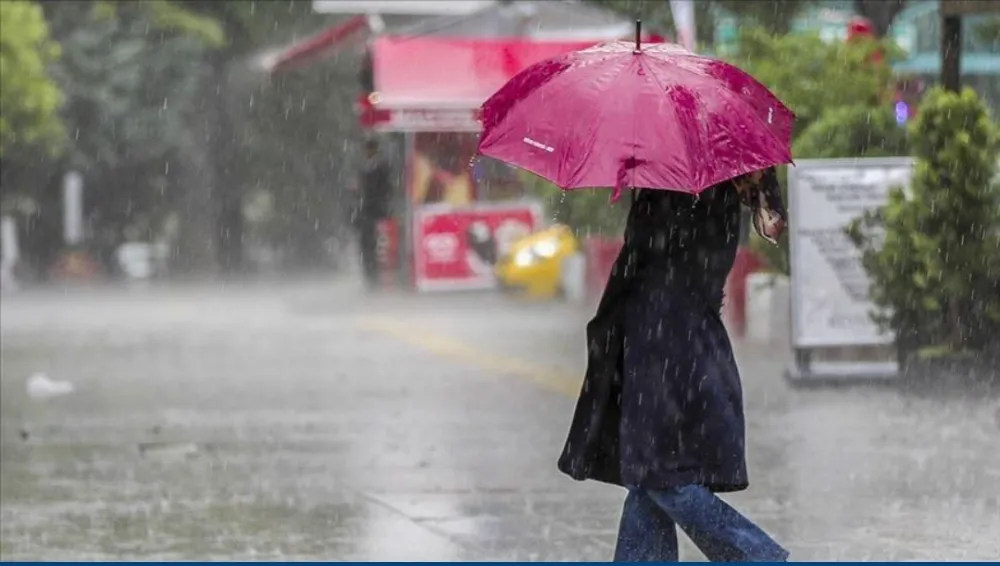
[614,485,789,562]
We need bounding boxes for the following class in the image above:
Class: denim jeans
[613,485,789,562]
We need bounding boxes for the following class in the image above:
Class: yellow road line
[356,316,581,398]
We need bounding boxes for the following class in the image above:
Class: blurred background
[1,0,999,561]
[1,0,997,284]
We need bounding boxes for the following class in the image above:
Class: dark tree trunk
[941,14,963,92]
[853,0,908,37]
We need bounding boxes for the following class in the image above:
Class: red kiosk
[268,1,642,291]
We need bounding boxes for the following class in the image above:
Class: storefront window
[914,11,939,54]
[968,16,1000,54]
[914,12,1000,55]
[410,133,478,207]
[964,73,1000,112]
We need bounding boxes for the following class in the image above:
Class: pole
[941,13,962,92]
[63,171,84,247]
[0,215,20,292]
[634,20,641,51]
[401,131,415,290]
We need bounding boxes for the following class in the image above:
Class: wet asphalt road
[1,279,999,561]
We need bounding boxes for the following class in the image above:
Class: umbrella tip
[634,20,642,52]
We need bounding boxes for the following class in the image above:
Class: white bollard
[771,275,791,347]
[745,273,790,345]
[63,171,84,246]
[0,215,20,292]
[561,252,586,304]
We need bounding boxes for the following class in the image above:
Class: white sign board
[788,158,914,348]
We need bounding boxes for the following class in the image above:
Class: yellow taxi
[495,224,580,299]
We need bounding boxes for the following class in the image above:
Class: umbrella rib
[640,56,697,189]
[519,58,631,188]
[582,58,644,190]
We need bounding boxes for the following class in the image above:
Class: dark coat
[558,178,782,493]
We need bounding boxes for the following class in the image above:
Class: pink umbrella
[477,24,795,199]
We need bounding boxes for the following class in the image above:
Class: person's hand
[759,210,786,241]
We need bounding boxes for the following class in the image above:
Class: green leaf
[95,0,225,47]
[0,0,65,157]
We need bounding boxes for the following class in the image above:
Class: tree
[143,1,340,274]
[25,2,209,272]
[96,0,342,274]
[734,28,898,136]
[848,87,1000,360]
[0,0,64,159]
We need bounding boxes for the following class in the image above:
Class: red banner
[413,201,543,292]
[372,37,602,110]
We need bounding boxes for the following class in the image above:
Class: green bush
[847,87,1000,359]
[793,105,909,160]
[733,28,899,136]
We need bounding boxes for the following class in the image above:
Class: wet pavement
[2,279,999,561]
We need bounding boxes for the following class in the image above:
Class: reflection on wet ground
[2,280,998,560]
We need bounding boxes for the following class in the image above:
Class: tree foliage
[0,0,64,159]
[39,2,207,269]
[733,28,898,136]
[91,0,344,273]
[793,105,908,159]
[46,3,204,174]
[847,87,1000,359]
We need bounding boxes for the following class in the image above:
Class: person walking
[557,168,790,562]
[355,139,392,290]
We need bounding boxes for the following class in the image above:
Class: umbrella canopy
[478,40,796,196]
